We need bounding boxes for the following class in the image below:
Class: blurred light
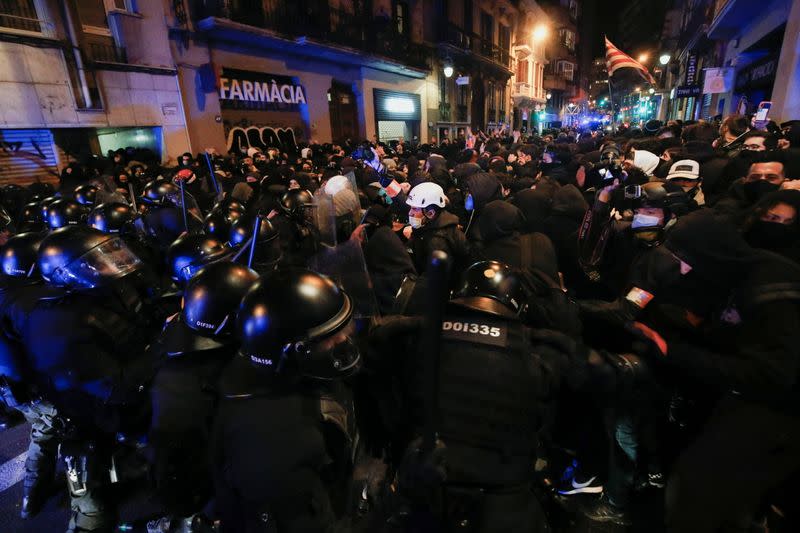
[443,64,454,78]
[533,25,548,42]
[385,97,415,113]
[635,87,641,92]
[546,92,552,100]
[638,53,649,63]
[648,88,655,94]
[659,54,671,65]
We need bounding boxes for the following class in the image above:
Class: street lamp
[635,87,641,92]
[533,25,548,42]
[443,64,454,78]
[546,92,552,100]
[659,53,671,66]
[648,87,655,94]
[638,53,649,63]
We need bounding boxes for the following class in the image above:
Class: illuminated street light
[648,87,655,94]
[533,25,548,42]
[638,53,649,63]
[659,53,671,66]
[635,87,641,92]
[443,64,454,78]
[546,92,552,100]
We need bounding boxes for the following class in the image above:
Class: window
[499,84,506,117]
[569,0,579,19]
[0,0,45,34]
[439,73,449,104]
[559,29,575,52]
[107,0,137,12]
[480,11,493,42]
[498,24,510,52]
[558,61,574,81]
[517,59,529,83]
[393,0,409,37]
[457,84,468,106]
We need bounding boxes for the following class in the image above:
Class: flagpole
[607,74,616,133]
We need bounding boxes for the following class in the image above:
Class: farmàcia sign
[219,68,307,111]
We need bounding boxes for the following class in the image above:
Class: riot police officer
[271,189,321,267]
[228,215,282,274]
[19,226,163,532]
[165,233,232,289]
[370,260,585,532]
[0,231,60,519]
[212,268,364,532]
[150,261,259,520]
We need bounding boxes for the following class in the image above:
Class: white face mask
[408,213,425,229]
[632,213,662,229]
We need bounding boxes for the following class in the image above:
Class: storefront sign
[373,89,421,121]
[675,85,701,98]
[219,68,307,111]
[685,54,698,85]
[735,56,778,91]
[702,67,734,94]
[456,76,470,86]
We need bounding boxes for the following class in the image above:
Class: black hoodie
[542,185,590,293]
[408,210,471,276]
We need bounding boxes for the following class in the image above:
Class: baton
[178,178,189,233]
[204,153,220,194]
[128,183,138,214]
[247,215,261,269]
[420,250,451,453]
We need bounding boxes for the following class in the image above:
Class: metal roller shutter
[0,129,59,186]
[373,89,422,121]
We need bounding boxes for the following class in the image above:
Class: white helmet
[406,182,446,209]
[324,175,351,196]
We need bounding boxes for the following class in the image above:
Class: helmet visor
[51,237,142,289]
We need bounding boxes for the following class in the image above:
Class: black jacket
[408,210,471,275]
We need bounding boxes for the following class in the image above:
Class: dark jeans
[666,395,800,533]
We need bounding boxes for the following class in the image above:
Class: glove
[626,321,668,357]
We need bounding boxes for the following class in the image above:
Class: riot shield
[308,238,379,319]
[312,189,338,248]
[323,175,363,246]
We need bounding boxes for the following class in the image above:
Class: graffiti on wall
[226,126,299,154]
[0,134,59,184]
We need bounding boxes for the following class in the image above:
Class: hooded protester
[623,210,800,533]
[741,189,800,263]
[477,200,559,284]
[628,150,661,177]
[542,185,591,294]
[511,187,554,234]
[462,172,503,244]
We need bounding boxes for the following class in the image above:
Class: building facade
[429,0,518,141]
[539,0,584,126]
[510,0,549,133]
[172,0,433,154]
[0,0,190,184]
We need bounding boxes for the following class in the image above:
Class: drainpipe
[59,0,93,108]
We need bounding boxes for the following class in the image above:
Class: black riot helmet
[211,198,247,216]
[280,189,315,222]
[73,184,98,206]
[229,215,282,271]
[165,233,232,287]
[45,198,86,230]
[39,196,60,219]
[203,211,232,240]
[237,269,359,379]
[38,226,143,289]
[88,202,134,234]
[1,231,46,281]
[19,201,45,232]
[141,179,179,206]
[451,261,530,319]
[162,261,259,356]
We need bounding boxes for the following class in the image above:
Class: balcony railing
[87,42,127,64]
[440,23,511,69]
[456,104,468,122]
[193,0,428,70]
[513,81,531,97]
[0,2,41,33]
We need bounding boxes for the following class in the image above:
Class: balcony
[708,0,780,39]
[192,0,429,74]
[440,23,512,74]
[86,42,128,64]
[438,101,452,122]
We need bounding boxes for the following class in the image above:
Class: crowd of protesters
[0,113,797,533]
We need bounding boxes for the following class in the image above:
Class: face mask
[632,213,662,229]
[408,213,425,229]
[745,220,798,250]
[743,180,779,203]
[465,193,474,212]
